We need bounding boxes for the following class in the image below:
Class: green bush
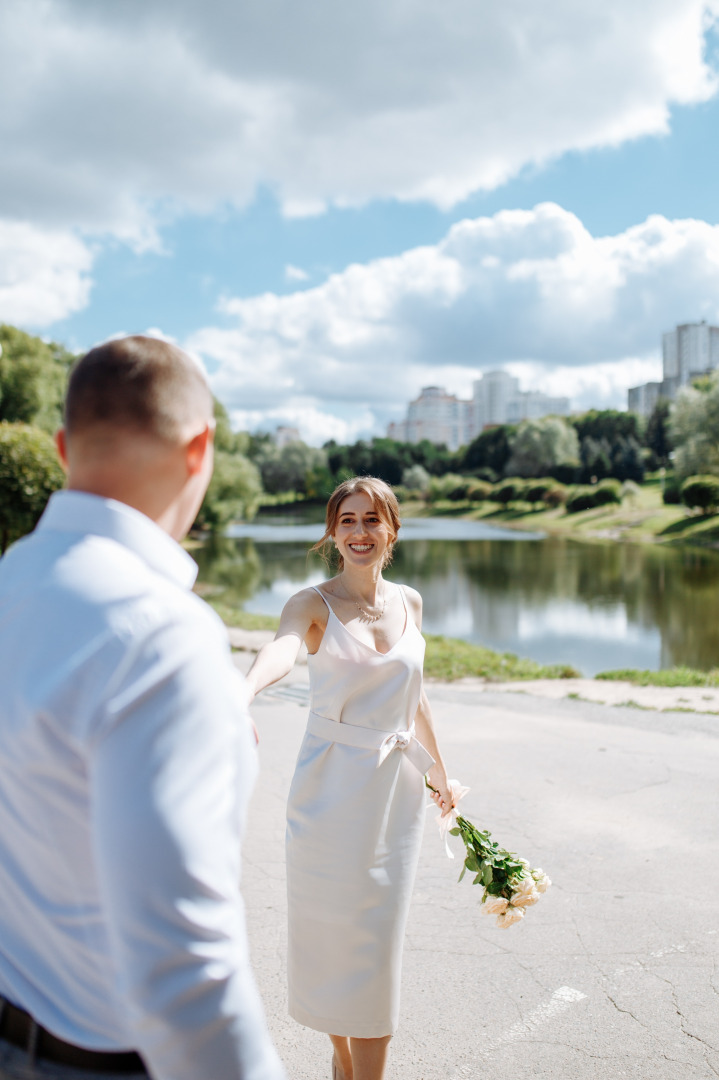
[681,475,719,514]
[565,486,595,513]
[565,480,621,514]
[427,473,469,502]
[0,422,65,552]
[491,477,525,505]
[543,484,567,508]
[593,479,622,506]
[466,479,493,503]
[662,476,682,505]
[523,478,555,506]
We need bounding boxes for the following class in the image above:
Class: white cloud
[285,265,309,282]
[186,203,719,433]
[228,403,375,447]
[0,220,93,327]
[0,0,717,237]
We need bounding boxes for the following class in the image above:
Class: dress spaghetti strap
[311,584,331,610]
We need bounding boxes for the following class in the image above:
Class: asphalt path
[241,672,719,1080]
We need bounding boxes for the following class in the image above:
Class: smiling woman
[244,475,455,1080]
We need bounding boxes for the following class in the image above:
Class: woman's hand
[427,766,455,817]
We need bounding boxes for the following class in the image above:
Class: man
[0,336,284,1080]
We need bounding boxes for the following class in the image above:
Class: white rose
[534,874,551,893]
[496,905,525,928]
[510,875,536,897]
[482,895,509,916]
[510,887,540,908]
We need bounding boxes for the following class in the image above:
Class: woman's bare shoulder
[283,586,328,617]
[398,583,423,620]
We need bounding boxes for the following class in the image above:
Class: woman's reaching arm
[245,588,325,701]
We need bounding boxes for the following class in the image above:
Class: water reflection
[193,519,719,675]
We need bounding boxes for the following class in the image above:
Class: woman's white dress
[286,585,434,1038]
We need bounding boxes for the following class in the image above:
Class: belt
[0,995,147,1074]
[307,712,435,774]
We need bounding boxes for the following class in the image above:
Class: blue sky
[3,1,719,442]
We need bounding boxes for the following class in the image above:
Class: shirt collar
[37,491,199,590]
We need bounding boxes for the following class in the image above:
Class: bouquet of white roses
[427,779,551,928]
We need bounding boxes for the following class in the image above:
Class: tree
[610,435,645,483]
[0,422,65,552]
[0,324,75,434]
[504,418,580,479]
[580,436,612,482]
[213,399,251,456]
[670,376,719,479]
[401,464,431,494]
[644,399,672,469]
[194,451,263,531]
[572,408,641,445]
[462,426,513,476]
[256,440,329,495]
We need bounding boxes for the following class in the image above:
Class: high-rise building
[387,375,570,449]
[629,321,719,416]
[387,386,472,451]
[472,371,517,430]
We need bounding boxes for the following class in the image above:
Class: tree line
[0,321,714,550]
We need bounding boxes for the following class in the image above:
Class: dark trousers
[0,1038,148,1079]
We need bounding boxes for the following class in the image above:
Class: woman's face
[332,491,394,570]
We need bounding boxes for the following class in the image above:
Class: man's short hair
[65,336,213,443]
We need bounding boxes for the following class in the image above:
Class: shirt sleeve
[89,609,285,1080]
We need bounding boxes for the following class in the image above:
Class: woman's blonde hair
[311,476,401,570]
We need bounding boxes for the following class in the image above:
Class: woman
[246,477,454,1080]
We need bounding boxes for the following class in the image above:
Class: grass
[203,598,719,690]
[206,599,281,632]
[402,484,719,548]
[596,666,719,688]
[420,633,579,682]
[205,596,580,681]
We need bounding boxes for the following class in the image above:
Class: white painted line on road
[450,985,587,1075]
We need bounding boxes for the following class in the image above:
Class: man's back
[0,491,282,1079]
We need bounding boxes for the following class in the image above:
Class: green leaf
[482,864,493,886]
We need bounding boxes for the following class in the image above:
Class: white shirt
[0,491,284,1080]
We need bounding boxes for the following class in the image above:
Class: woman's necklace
[340,578,386,623]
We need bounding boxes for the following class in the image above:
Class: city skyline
[2,3,719,444]
[387,373,570,452]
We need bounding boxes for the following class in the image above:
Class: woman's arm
[404,585,454,817]
[415,689,454,816]
[245,589,324,701]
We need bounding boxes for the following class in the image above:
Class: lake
[193,511,719,676]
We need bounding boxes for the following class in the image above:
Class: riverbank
[218,609,719,703]
[397,479,719,547]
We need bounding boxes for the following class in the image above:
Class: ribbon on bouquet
[427,778,471,858]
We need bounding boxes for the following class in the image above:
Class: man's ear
[55,429,69,471]
[185,423,214,476]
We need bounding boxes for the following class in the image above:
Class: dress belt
[307,712,435,775]
[0,995,148,1073]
